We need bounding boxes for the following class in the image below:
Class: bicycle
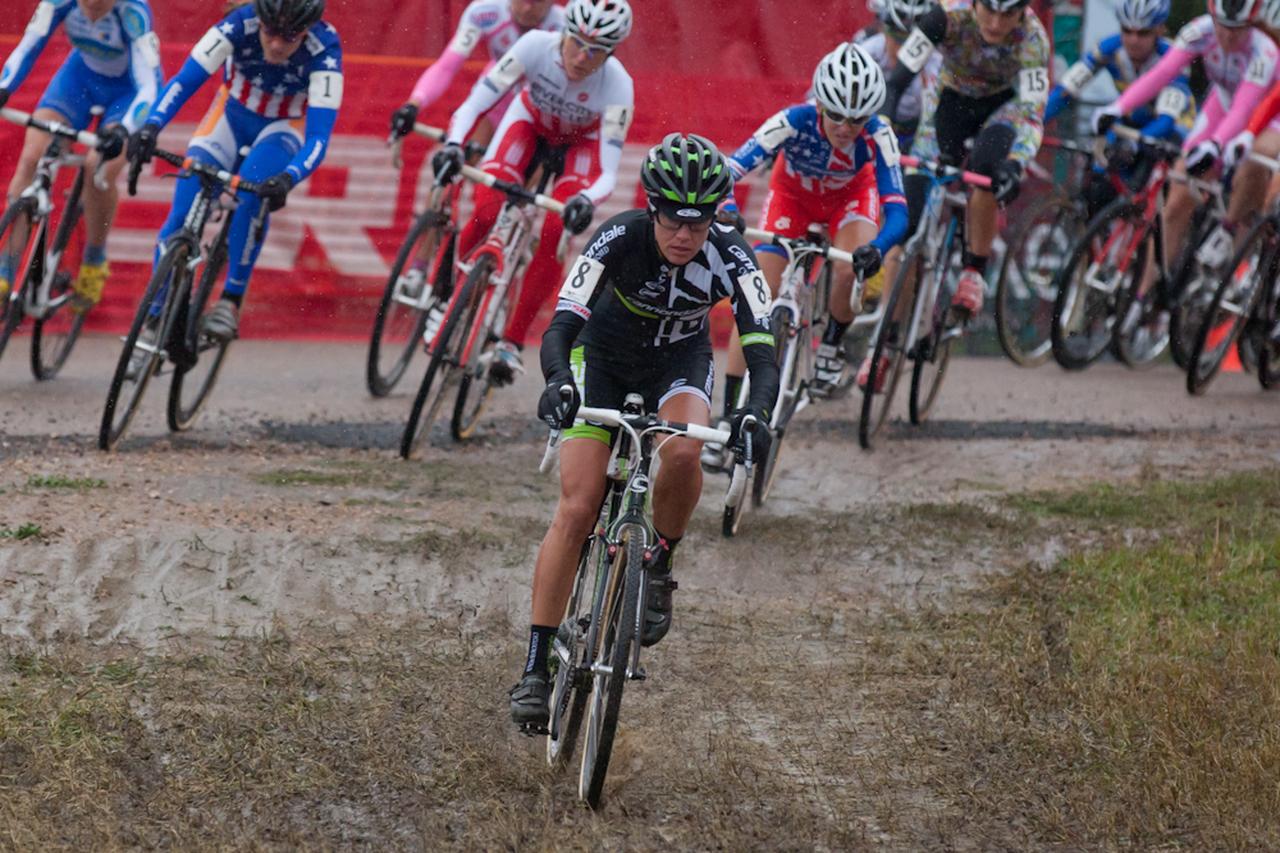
[857,155,990,450]
[1186,150,1280,395]
[98,147,264,450]
[717,226,861,536]
[0,107,108,379]
[994,135,1094,367]
[1049,127,1183,371]
[369,123,486,397]
[536,394,752,809]
[399,154,566,458]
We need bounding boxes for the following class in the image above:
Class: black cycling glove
[538,372,580,429]
[390,103,419,139]
[561,194,594,236]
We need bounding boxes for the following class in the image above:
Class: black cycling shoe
[641,541,678,647]
[509,671,550,731]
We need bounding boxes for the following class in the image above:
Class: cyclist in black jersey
[509,134,780,728]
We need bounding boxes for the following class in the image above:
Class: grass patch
[903,470,1280,847]
[252,468,362,488]
[25,474,107,491]
[0,523,44,541]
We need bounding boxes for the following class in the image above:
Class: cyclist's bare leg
[652,391,711,540]
[529,436,610,627]
[80,133,128,250]
[1226,130,1280,236]
[966,187,998,258]
[828,219,877,324]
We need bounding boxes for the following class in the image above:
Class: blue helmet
[1117,0,1170,28]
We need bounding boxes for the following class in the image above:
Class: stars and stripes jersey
[1,0,161,123]
[145,6,342,183]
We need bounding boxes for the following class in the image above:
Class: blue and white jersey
[146,5,343,183]
[1045,34,1194,137]
[0,0,161,122]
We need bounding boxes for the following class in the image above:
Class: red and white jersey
[447,29,633,202]
[453,0,566,63]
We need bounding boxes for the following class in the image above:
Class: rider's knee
[658,435,701,474]
[554,490,601,535]
[967,124,1016,178]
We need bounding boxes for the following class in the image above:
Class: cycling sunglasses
[1121,26,1155,36]
[822,108,868,128]
[565,32,612,59]
[261,24,308,41]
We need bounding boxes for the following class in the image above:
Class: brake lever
[389,134,404,170]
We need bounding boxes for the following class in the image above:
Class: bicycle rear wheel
[579,524,643,810]
[1051,198,1144,370]
[366,206,451,397]
[400,255,489,459]
[995,192,1080,367]
[168,240,231,431]
[1110,229,1167,369]
[1258,276,1280,389]
[1186,220,1272,395]
[751,305,797,509]
[0,200,40,364]
[31,168,87,380]
[858,252,911,450]
[99,246,189,450]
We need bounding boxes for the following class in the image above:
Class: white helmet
[870,0,935,33]
[1208,0,1260,27]
[812,42,887,120]
[564,0,633,49]
[1262,0,1280,26]
[1116,0,1170,27]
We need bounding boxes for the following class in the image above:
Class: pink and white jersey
[447,29,634,202]
[408,1,565,109]
[1115,15,1278,148]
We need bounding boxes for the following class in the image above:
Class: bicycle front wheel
[908,318,954,424]
[399,255,490,459]
[30,169,88,380]
[579,524,644,810]
[1186,219,1272,395]
[99,246,189,450]
[0,200,39,364]
[1051,198,1144,371]
[996,193,1080,367]
[751,305,797,509]
[367,207,452,397]
[547,532,602,768]
[858,251,912,450]
[167,240,231,431]
[450,269,510,441]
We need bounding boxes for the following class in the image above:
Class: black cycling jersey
[540,209,780,416]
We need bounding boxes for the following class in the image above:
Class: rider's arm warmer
[1113,44,1189,117]
[145,23,233,128]
[284,45,344,183]
[0,1,72,93]
[1212,76,1270,149]
[722,231,780,417]
[581,73,635,204]
[882,6,946,119]
[1043,86,1069,124]
[446,32,534,145]
[121,2,161,132]
[409,48,468,109]
[866,117,909,255]
[541,219,622,377]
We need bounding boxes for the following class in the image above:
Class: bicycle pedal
[518,722,549,737]
[631,667,647,682]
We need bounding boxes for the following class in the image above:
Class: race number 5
[1019,67,1050,104]
[899,28,934,73]
[449,23,482,55]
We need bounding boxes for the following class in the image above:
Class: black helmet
[639,133,734,222]
[254,0,325,37]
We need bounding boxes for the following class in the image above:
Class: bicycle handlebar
[900,155,992,189]
[1107,124,1182,160]
[388,122,487,169]
[458,163,566,215]
[1040,135,1095,156]
[743,227,856,267]
[1,107,100,149]
[129,146,264,198]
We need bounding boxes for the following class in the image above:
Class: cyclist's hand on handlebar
[1185,139,1219,177]
[127,124,159,168]
[851,244,882,279]
[1092,104,1121,137]
[729,406,770,461]
[991,159,1023,204]
[258,171,295,212]
[0,88,9,111]
[431,142,465,185]
[716,200,745,234]
[1103,133,1137,170]
[1224,130,1254,170]
[390,102,419,139]
[561,194,594,235]
[95,125,129,161]
[538,372,580,429]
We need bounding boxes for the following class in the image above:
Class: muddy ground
[2,336,1278,849]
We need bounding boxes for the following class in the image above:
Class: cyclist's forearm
[1213,79,1268,149]
[742,342,779,415]
[123,38,162,134]
[446,56,521,144]
[409,48,467,109]
[871,202,908,255]
[1043,87,1069,124]
[147,56,215,128]
[1008,112,1044,166]
[285,105,338,183]
[540,312,585,380]
[1114,46,1188,116]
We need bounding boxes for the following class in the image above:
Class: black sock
[722,374,743,421]
[962,251,988,275]
[651,531,682,574]
[524,624,556,676]
[221,291,244,307]
[822,319,850,347]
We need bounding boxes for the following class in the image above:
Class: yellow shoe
[71,261,108,314]
[0,275,10,302]
[863,267,886,302]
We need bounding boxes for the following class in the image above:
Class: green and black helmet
[640,133,734,223]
